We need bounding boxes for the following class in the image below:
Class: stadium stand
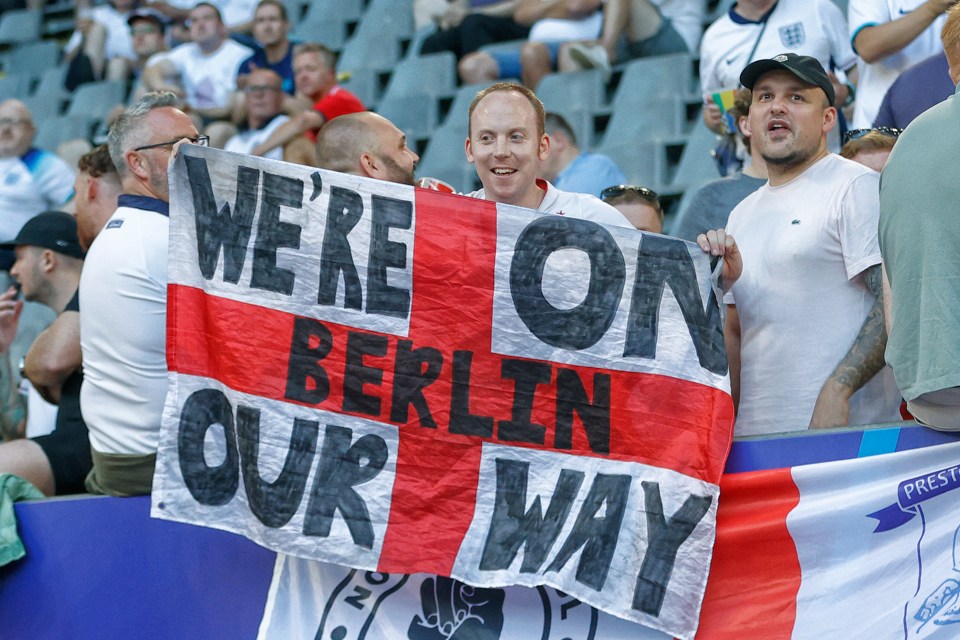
[0,0,733,226]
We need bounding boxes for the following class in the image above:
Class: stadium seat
[362,0,414,42]
[5,40,59,80]
[0,74,32,101]
[599,96,685,146]
[537,69,606,113]
[0,9,41,47]
[611,53,696,107]
[381,51,456,102]
[338,26,402,76]
[65,80,126,122]
[21,94,61,121]
[537,70,609,148]
[416,125,477,193]
[32,64,69,101]
[34,114,94,152]
[294,0,364,50]
[669,118,722,190]
[595,141,666,192]
[339,67,382,109]
[376,94,439,142]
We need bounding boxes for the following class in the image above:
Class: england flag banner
[150,146,734,639]
[259,434,960,640]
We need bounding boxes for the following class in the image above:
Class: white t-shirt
[65,4,134,61]
[723,154,901,436]
[224,114,289,160]
[529,11,604,42]
[165,39,253,110]
[80,196,170,455]
[700,0,856,95]
[466,178,632,228]
[848,0,947,127]
[214,0,259,28]
[0,149,75,240]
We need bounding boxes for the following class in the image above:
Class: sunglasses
[601,185,660,203]
[842,127,903,145]
[134,135,210,152]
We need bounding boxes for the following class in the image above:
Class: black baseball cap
[127,8,167,30]
[0,211,85,259]
[740,53,835,106]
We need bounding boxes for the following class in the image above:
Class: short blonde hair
[469,82,545,138]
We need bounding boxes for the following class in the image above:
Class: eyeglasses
[244,84,281,94]
[0,118,28,128]
[842,127,903,145]
[601,184,660,203]
[130,26,160,36]
[134,135,209,152]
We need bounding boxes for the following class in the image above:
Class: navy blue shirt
[238,44,295,95]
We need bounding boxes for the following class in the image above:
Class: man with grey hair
[315,112,419,185]
[80,91,202,496]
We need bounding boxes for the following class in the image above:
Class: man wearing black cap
[722,53,901,437]
[0,211,90,496]
[127,8,170,100]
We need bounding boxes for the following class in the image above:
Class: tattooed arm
[809,264,887,428]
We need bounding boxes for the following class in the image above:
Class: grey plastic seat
[594,141,666,192]
[6,40,59,80]
[376,94,439,142]
[339,26,402,75]
[669,118,722,190]
[65,81,126,122]
[381,51,456,102]
[0,74,31,101]
[362,0,414,42]
[538,69,606,113]
[338,67,381,109]
[20,94,61,121]
[600,96,685,146]
[611,53,695,107]
[32,65,69,103]
[294,0,364,50]
[417,125,477,194]
[0,9,41,47]
[33,114,94,151]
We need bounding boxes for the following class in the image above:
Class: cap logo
[773,54,788,62]
[55,240,67,247]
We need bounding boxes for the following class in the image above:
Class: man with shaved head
[0,100,75,268]
[315,112,419,185]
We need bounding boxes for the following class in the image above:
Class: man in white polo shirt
[80,91,203,496]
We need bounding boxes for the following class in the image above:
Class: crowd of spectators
[0,0,955,499]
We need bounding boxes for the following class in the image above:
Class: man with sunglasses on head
[600,184,663,233]
[723,53,901,438]
[839,127,900,172]
[80,91,206,497]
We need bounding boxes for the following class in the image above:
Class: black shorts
[33,419,93,495]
